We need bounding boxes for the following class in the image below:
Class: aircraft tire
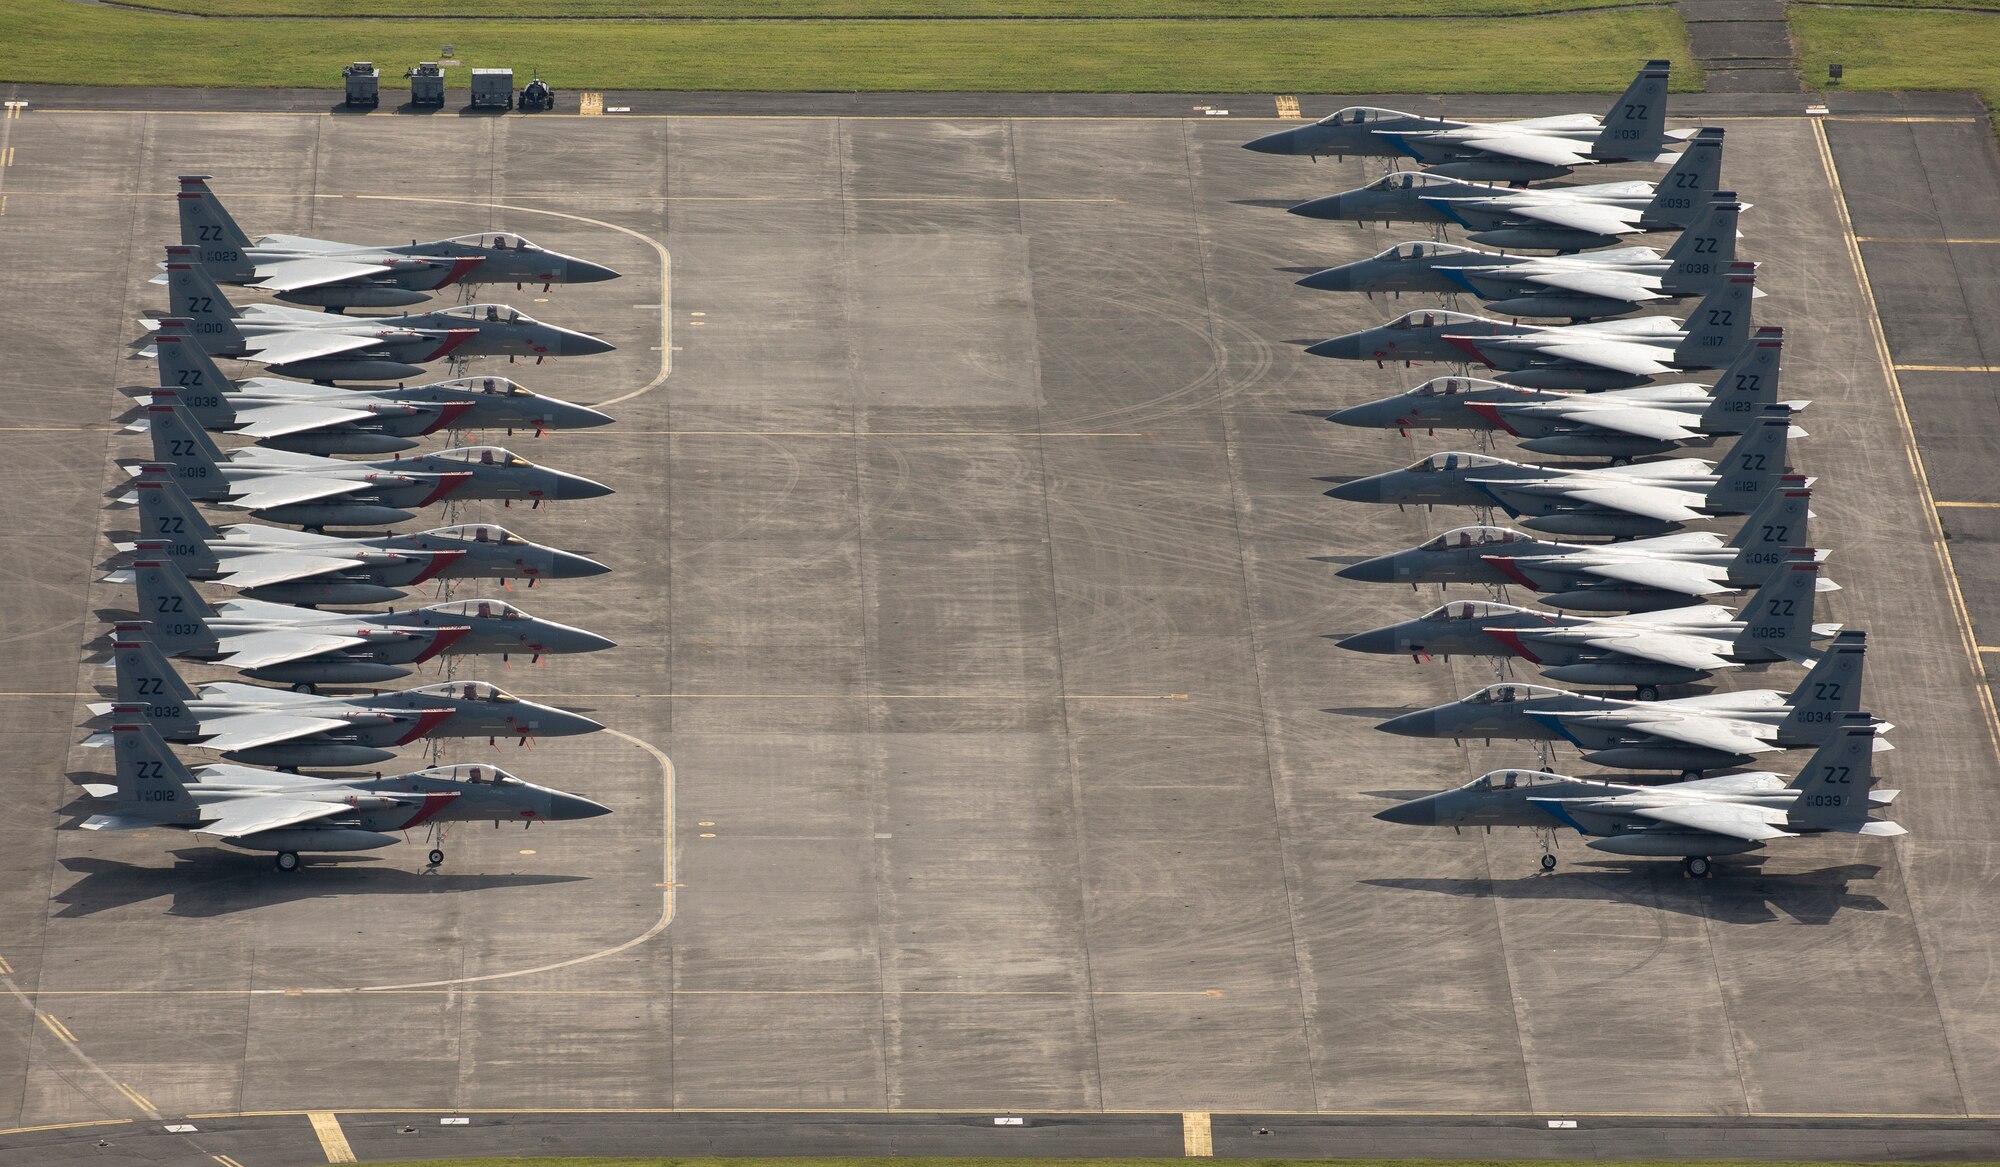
[275,851,300,873]
[1684,856,1711,878]
[1539,853,1557,872]
[429,849,445,866]
[1636,685,1660,701]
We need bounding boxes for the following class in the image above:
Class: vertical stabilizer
[1591,60,1674,161]
[1672,262,1755,367]
[1784,715,1878,829]
[1642,127,1723,227]
[176,175,256,281]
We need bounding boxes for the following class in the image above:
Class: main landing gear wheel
[1539,853,1558,872]
[1636,685,1661,701]
[428,848,446,866]
[275,851,300,872]
[1684,856,1712,879]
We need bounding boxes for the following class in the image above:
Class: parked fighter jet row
[71,178,626,872]
[1247,63,1907,877]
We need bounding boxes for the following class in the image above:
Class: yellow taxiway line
[307,1111,357,1163]
[1182,1111,1213,1156]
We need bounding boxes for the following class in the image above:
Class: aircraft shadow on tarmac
[1364,862,1889,925]
[1233,198,1305,210]
[1323,706,1418,720]
[53,849,585,918]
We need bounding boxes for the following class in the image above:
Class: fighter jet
[1372,717,1903,878]
[1377,631,1890,775]
[1334,549,1833,696]
[140,393,612,530]
[1243,60,1690,184]
[131,557,616,686]
[1325,328,1794,462]
[140,246,615,382]
[1337,478,1824,612]
[86,622,602,768]
[133,319,613,455]
[1326,407,1799,538]
[1307,264,1756,390]
[174,175,619,311]
[119,465,609,606]
[75,718,610,871]
[1299,193,1751,320]
[1289,129,1726,253]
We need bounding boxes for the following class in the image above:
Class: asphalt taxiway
[0,90,1997,1164]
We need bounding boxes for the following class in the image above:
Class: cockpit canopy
[428,598,527,621]
[1373,241,1476,261]
[1384,308,1485,330]
[425,523,529,546]
[423,762,524,786]
[1460,682,1567,705]
[443,304,538,325]
[1417,525,1535,551]
[1315,106,1410,127]
[1461,769,1568,791]
[1367,171,1466,192]
[434,376,534,397]
[1418,599,1531,622]
[408,680,522,703]
[1407,376,1520,398]
[447,232,542,252]
[435,446,533,468]
[1405,451,1506,474]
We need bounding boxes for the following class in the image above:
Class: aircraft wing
[254,233,354,252]
[214,629,375,669]
[1564,629,1733,672]
[1475,479,1705,522]
[243,330,385,368]
[249,258,394,294]
[193,796,351,838]
[1626,800,1796,842]
[1450,134,1594,169]
[1475,336,1676,377]
[196,711,358,752]
[1514,267,1666,304]
[1523,405,1699,442]
[232,402,381,439]
[1478,199,1643,238]
[214,550,376,588]
[197,681,333,706]
[218,473,368,512]
[1619,715,1781,755]
[1573,559,1729,596]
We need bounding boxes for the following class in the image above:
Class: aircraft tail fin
[1593,59,1674,160]
[109,623,202,740]
[1734,547,1820,658]
[1779,631,1868,742]
[102,716,201,824]
[176,175,255,280]
[152,318,240,427]
[1672,261,1755,368]
[1725,474,1811,572]
[1784,715,1880,829]
[162,245,245,352]
[1642,127,1723,228]
[130,558,219,657]
[133,464,222,576]
[1698,326,1783,433]
[1702,405,1793,514]
[1661,191,1742,292]
[145,392,229,500]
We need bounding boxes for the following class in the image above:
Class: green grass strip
[360,1158,2000,1167]
[94,0,1660,17]
[1794,7,2000,110]
[0,1,1693,93]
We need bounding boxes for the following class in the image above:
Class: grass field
[92,0,1661,17]
[1794,7,2000,112]
[0,0,1693,92]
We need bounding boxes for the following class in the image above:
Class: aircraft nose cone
[550,791,613,820]
[564,258,621,284]
[1325,402,1384,428]
[1335,554,1398,584]
[1304,334,1363,360]
[1324,477,1380,504]
[565,628,618,654]
[551,471,615,500]
[1376,709,1438,737]
[550,550,613,578]
[1289,195,1345,221]
[1242,129,1296,155]
[561,404,617,430]
[547,708,607,736]
[1374,798,1437,826]
[1296,265,1358,292]
[1334,627,1397,655]
[559,330,617,357]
